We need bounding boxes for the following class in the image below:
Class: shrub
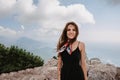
[0,43,44,74]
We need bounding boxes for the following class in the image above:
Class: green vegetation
[0,43,44,74]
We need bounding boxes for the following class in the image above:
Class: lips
[68,34,75,38]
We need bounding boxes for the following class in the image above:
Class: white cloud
[0,0,16,18]
[0,0,95,42]
[0,26,16,37]
[34,0,95,29]
[0,0,95,26]
[0,26,23,39]
[15,0,37,24]
[24,0,95,42]
[15,0,36,14]
[24,27,60,42]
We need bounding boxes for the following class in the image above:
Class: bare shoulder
[78,41,85,51]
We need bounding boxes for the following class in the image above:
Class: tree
[0,43,44,74]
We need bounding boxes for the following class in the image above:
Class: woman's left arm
[80,42,88,80]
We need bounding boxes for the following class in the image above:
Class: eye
[67,29,71,31]
[73,29,76,31]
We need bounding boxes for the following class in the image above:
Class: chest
[61,48,81,63]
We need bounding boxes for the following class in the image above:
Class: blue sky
[0,0,120,66]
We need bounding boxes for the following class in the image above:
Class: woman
[57,21,88,80]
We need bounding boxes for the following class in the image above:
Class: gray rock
[115,67,120,80]
[88,63,116,80]
[0,58,118,80]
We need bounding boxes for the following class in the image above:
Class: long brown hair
[57,21,79,52]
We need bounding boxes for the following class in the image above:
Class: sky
[0,0,120,66]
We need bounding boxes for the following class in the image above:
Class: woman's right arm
[57,55,62,80]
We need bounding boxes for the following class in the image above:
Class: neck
[67,39,76,44]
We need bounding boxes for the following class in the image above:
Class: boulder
[0,57,118,80]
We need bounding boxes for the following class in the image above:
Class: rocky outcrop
[0,58,119,80]
[0,58,58,80]
[87,58,116,80]
[116,67,120,80]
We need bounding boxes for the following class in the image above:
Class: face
[66,24,76,40]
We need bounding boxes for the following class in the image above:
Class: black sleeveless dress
[60,47,85,80]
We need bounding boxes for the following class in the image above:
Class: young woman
[57,21,88,80]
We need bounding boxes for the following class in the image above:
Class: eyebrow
[67,28,76,31]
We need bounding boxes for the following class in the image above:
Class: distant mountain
[0,37,56,62]
[32,46,56,62]
[13,37,56,61]
[13,37,45,50]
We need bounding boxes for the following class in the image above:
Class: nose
[70,30,74,33]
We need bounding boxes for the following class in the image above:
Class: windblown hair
[57,21,79,52]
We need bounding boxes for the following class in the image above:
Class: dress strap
[77,41,80,47]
